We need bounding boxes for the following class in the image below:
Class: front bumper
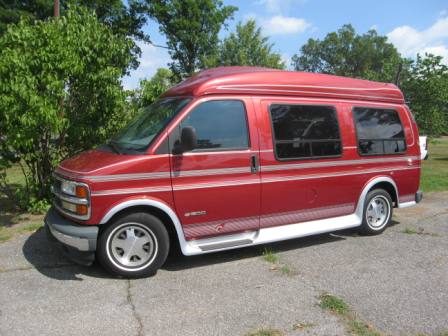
[45,207,99,265]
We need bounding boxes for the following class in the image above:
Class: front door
[170,98,261,240]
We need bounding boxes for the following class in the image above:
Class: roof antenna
[394,62,403,87]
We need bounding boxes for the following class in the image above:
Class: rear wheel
[97,212,169,278]
[359,189,393,235]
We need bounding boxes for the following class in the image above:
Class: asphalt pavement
[0,192,447,336]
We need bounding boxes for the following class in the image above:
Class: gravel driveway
[1,192,447,336]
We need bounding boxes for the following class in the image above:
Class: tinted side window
[181,100,249,151]
[270,104,342,160]
[353,107,406,155]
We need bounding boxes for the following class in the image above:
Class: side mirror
[174,126,197,154]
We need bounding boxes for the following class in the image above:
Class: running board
[182,213,362,256]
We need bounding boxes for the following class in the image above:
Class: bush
[0,6,135,206]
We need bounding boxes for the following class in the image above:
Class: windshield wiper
[107,140,121,154]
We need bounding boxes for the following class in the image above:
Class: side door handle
[250,154,259,174]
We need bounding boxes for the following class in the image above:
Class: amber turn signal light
[76,204,88,216]
[76,186,88,198]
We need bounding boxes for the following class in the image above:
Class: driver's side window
[179,100,249,151]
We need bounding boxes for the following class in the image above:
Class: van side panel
[256,98,358,228]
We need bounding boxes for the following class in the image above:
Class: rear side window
[181,100,249,151]
[269,104,342,160]
[353,107,406,155]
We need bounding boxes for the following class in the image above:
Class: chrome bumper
[45,207,98,252]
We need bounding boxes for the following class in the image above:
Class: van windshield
[108,97,191,154]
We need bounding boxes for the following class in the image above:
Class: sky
[122,0,448,89]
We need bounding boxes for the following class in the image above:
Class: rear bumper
[45,207,99,265]
[415,190,423,203]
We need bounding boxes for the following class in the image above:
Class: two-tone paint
[53,66,422,256]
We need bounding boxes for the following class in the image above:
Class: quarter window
[353,107,406,155]
[269,104,342,160]
[180,100,249,151]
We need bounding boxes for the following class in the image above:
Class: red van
[45,67,422,277]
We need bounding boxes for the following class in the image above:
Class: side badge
[185,211,207,217]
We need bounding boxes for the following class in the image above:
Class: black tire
[358,189,393,235]
[97,212,170,278]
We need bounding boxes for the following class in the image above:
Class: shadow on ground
[22,224,363,280]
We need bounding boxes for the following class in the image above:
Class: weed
[245,328,283,336]
[403,227,418,234]
[292,322,315,330]
[349,319,381,336]
[280,265,291,276]
[319,293,349,316]
[318,293,383,336]
[262,248,278,264]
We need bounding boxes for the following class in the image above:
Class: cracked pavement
[0,192,447,336]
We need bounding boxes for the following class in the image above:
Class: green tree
[292,24,405,83]
[211,19,285,69]
[128,68,177,112]
[0,6,135,205]
[0,0,147,40]
[142,0,237,80]
[403,54,448,136]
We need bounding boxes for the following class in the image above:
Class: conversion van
[45,67,422,277]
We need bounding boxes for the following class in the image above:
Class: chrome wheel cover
[366,195,390,230]
[107,223,158,271]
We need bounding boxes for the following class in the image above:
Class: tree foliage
[292,24,404,83]
[0,0,147,39]
[403,54,448,136]
[0,6,135,204]
[211,19,285,69]
[128,68,177,112]
[142,0,237,80]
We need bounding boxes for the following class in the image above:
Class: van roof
[162,66,404,104]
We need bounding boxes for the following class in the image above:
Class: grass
[319,293,350,315]
[261,248,295,276]
[292,322,315,330]
[402,227,440,237]
[403,227,418,234]
[420,137,448,192]
[262,248,279,264]
[245,329,283,336]
[0,165,45,243]
[318,293,382,336]
[0,222,43,243]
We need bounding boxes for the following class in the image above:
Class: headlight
[61,180,89,198]
[52,175,90,220]
[61,180,77,196]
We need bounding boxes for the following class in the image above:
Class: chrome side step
[188,231,257,252]
[182,213,362,256]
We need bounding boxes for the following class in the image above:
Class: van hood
[57,150,150,177]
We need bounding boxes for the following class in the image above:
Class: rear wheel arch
[369,181,398,207]
[355,176,399,218]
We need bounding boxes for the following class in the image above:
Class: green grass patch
[349,319,381,336]
[245,328,283,336]
[420,137,448,192]
[0,222,43,243]
[279,265,291,275]
[403,227,418,234]
[262,248,279,264]
[318,293,383,336]
[292,322,315,330]
[319,293,349,315]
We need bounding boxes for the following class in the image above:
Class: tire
[97,212,170,278]
[358,189,393,235]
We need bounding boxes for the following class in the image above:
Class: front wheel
[97,212,170,278]
[359,189,393,235]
